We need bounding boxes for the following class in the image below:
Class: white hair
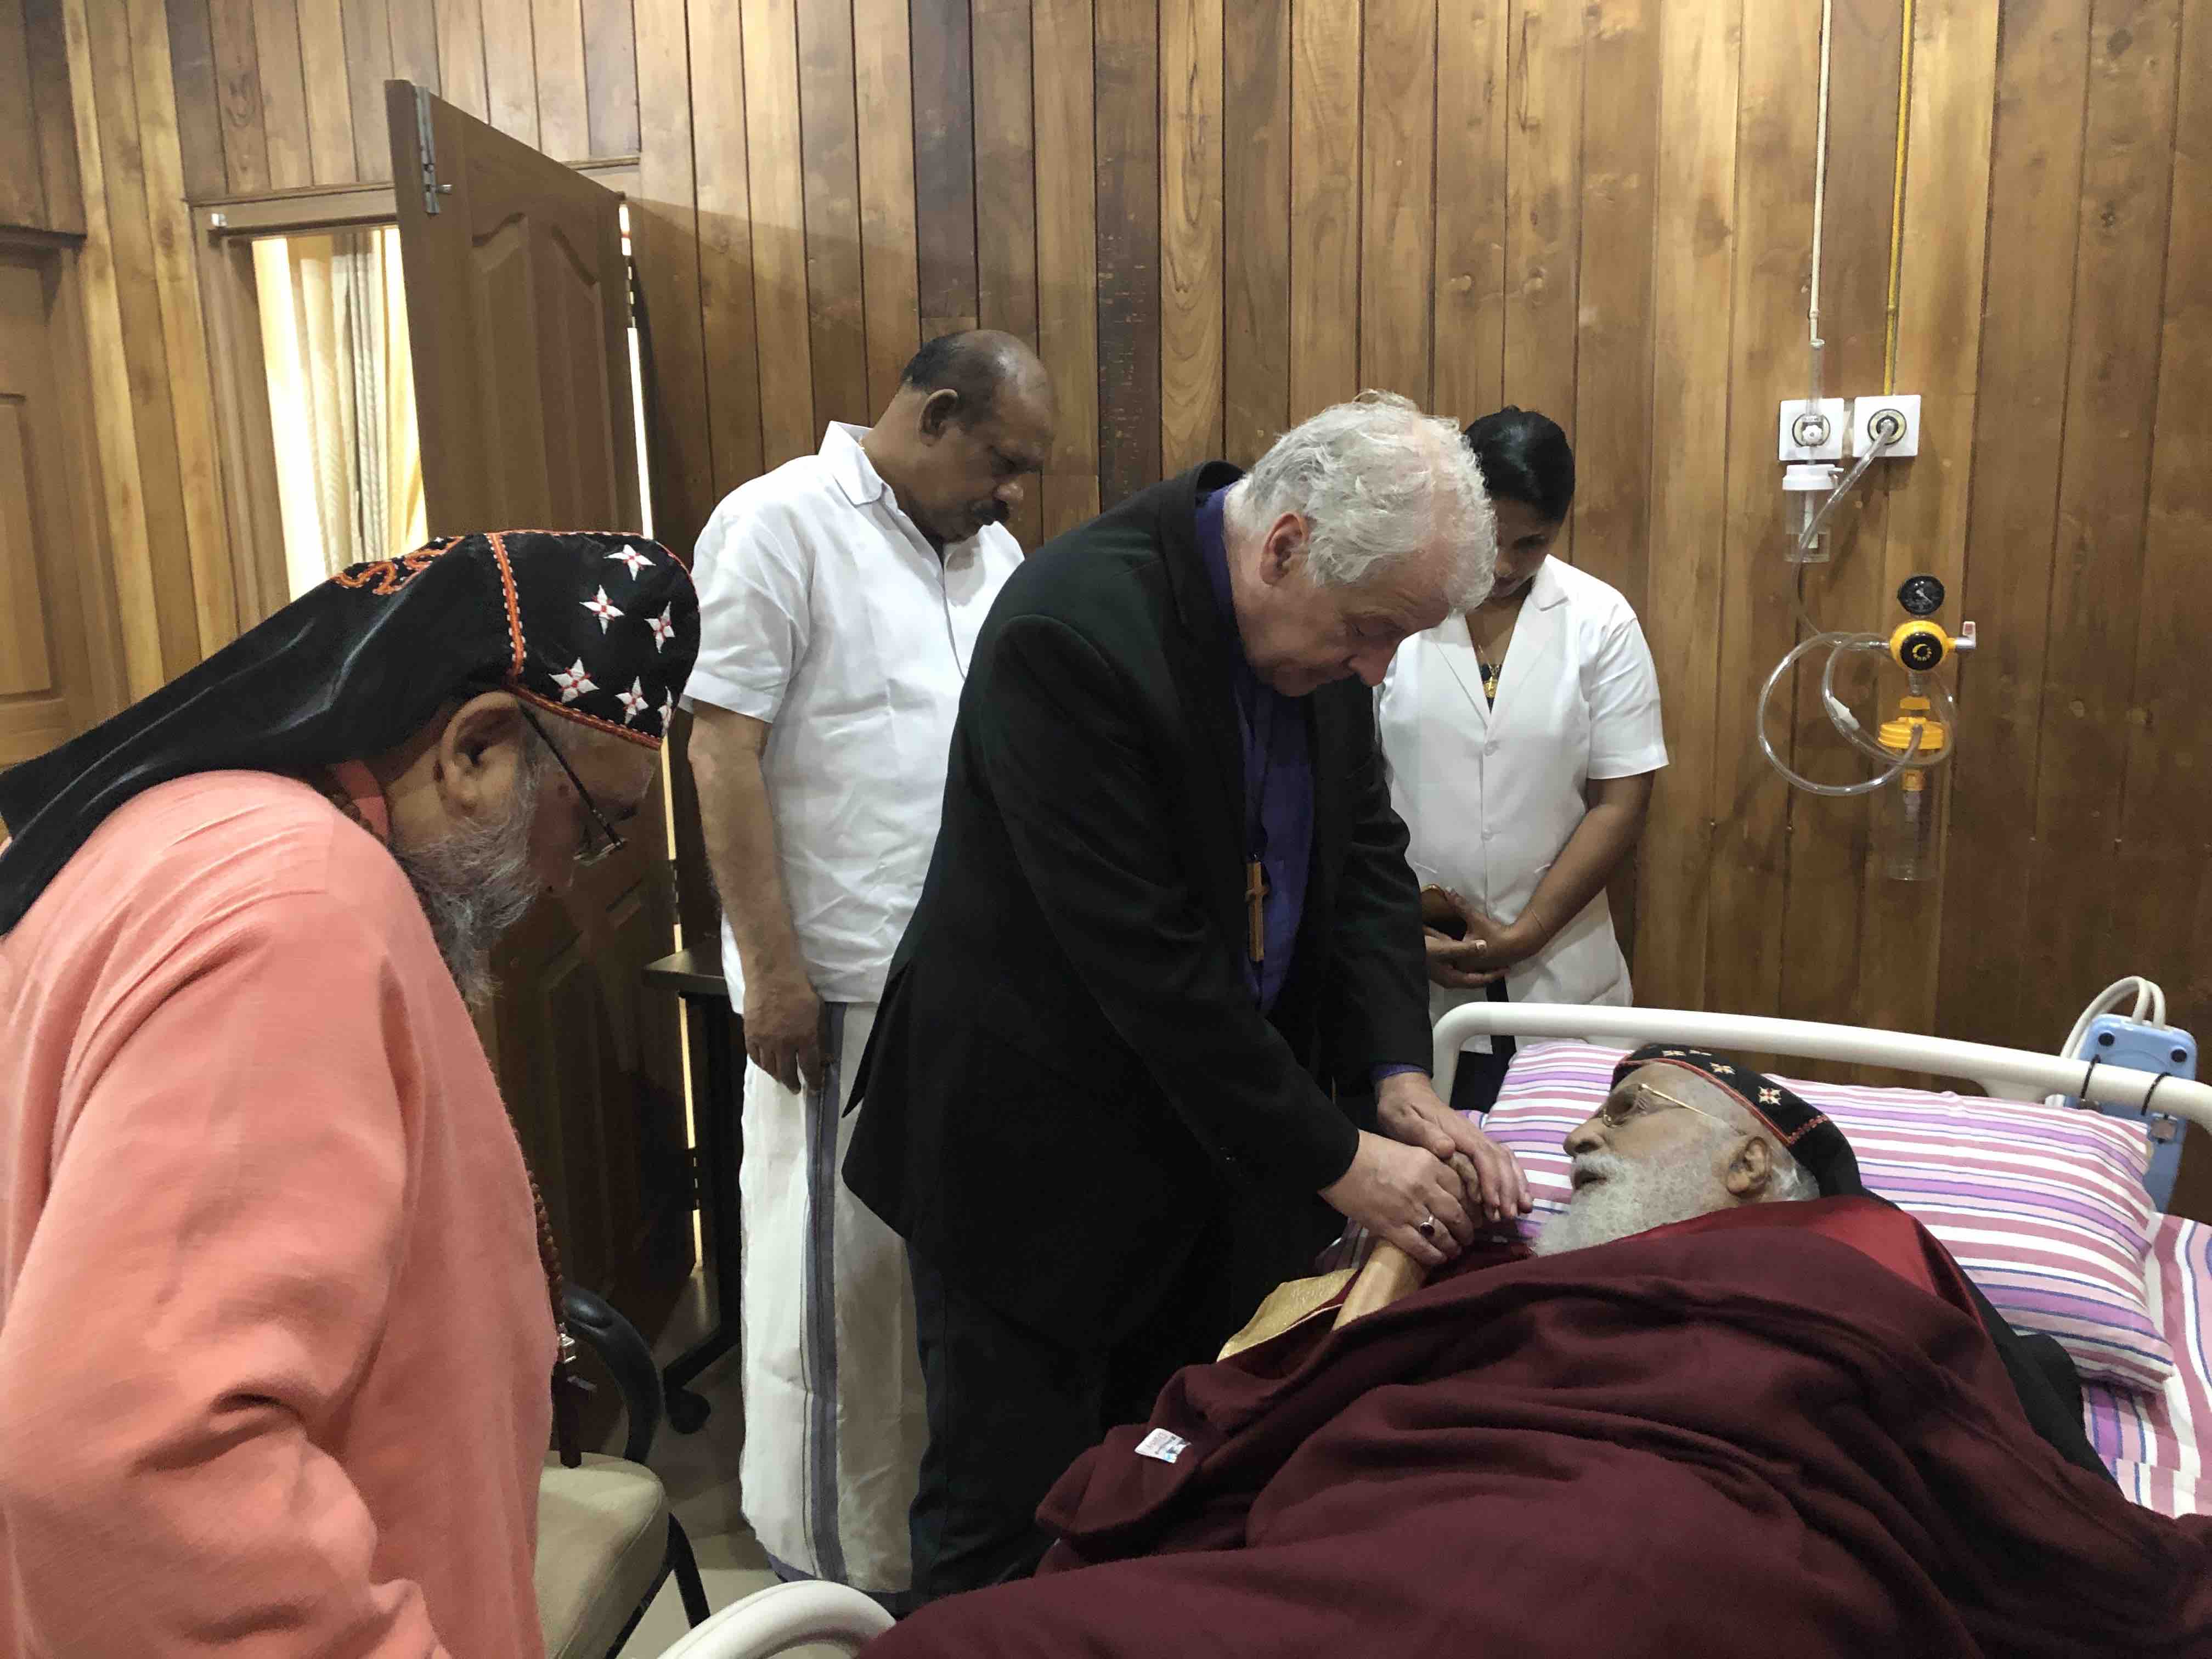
[1765,1146,1820,1203]
[1224,391,1497,611]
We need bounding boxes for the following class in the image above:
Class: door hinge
[414,84,450,216]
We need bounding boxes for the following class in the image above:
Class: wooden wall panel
[163,0,227,199]
[83,0,202,675]
[48,0,2212,1130]
[1571,0,1659,967]
[1357,0,1436,404]
[1500,0,1583,457]
[0,0,46,228]
[390,0,441,92]
[436,0,490,121]
[531,0,591,164]
[251,0,315,187]
[911,0,977,339]
[26,0,86,229]
[1700,0,1820,1022]
[1288,0,1357,422]
[1850,0,2000,1042]
[204,0,272,196]
[853,0,919,417]
[339,0,392,180]
[2115,0,2212,1029]
[1094,0,1159,509]
[689,0,764,494]
[295,0,354,182]
[971,0,1040,546]
[1221,0,1287,465]
[127,0,234,654]
[1934,0,2092,1047]
[1158,0,1221,473]
[582,0,639,156]
[1431,0,1507,426]
[1630,0,1740,1012]
[60,0,166,696]
[2023,0,2185,1025]
[481,0,539,148]
[631,0,715,545]
[1034,0,1099,536]
[1774,0,1902,1062]
[1569,0,1658,608]
[743,0,815,468]
[794,0,867,431]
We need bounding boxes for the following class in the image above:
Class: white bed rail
[651,1582,893,1659]
[1432,1003,2212,1135]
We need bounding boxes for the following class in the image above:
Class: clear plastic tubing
[1755,634,1922,797]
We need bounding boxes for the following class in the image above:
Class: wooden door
[0,238,122,782]
[387,83,691,1322]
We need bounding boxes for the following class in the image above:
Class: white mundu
[1375,555,1668,1043]
[685,422,1022,1595]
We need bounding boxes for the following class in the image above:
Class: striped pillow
[1476,1039,2173,1393]
[2085,1215,2211,1514]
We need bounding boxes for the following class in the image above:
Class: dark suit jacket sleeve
[1322,709,1433,1079]
[973,613,1362,1192]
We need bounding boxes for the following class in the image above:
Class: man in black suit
[844,392,1533,1601]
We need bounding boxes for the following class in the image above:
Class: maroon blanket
[868,1200,2212,1656]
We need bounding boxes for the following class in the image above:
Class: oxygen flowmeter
[1757,571,1976,879]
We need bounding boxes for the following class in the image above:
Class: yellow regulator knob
[1891,619,1950,673]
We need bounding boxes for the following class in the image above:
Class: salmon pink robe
[0,772,554,1657]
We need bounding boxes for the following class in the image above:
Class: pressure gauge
[1898,574,1945,617]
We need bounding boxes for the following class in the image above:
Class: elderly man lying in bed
[867,1047,2212,1657]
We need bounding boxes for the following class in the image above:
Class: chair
[538,1287,712,1658]
[651,1582,893,1659]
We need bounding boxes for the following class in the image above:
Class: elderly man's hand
[1375,1071,1532,1225]
[1319,1132,1476,1268]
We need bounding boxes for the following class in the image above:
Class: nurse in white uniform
[1375,407,1668,1113]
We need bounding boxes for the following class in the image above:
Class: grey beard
[388,753,546,1007]
[1532,1147,1728,1256]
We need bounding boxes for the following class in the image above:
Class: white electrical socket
[1850,394,1921,458]
[1778,398,1847,462]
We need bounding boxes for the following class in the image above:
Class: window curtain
[254,228,427,599]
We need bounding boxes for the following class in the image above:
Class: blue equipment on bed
[2069,1014,2197,1211]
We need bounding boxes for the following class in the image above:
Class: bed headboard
[1434,1002,2211,1212]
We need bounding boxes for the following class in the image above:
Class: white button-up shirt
[1376,555,1668,1032]
[685,424,1023,1006]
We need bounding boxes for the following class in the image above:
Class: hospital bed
[657,1002,2212,1657]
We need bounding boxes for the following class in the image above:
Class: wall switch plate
[1850,394,1921,458]
[1779,398,1847,462]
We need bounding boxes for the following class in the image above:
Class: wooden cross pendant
[1245,858,1269,965]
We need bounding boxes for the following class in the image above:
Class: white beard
[1533,1148,1728,1256]
[388,753,546,1007]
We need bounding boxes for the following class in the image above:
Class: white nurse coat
[1375,555,1668,1045]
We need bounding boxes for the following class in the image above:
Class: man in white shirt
[685,331,1056,1606]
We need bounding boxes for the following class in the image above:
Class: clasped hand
[1423,886,1537,990]
[1318,1074,1533,1268]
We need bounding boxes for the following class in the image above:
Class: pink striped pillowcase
[1477,1040,2173,1393]
[2085,1215,2210,1513]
